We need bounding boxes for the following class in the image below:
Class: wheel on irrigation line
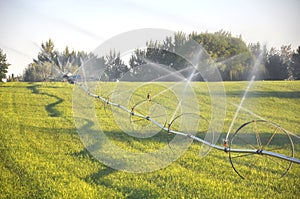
[129,100,167,138]
[167,113,211,135]
[167,113,214,156]
[228,120,294,179]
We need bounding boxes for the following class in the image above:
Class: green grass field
[0,81,300,198]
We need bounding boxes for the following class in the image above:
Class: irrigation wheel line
[228,120,294,179]
[129,99,168,138]
[76,82,300,179]
[38,54,300,178]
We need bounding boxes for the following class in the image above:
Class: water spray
[75,81,300,179]
[37,29,300,178]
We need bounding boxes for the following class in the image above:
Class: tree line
[1,30,300,82]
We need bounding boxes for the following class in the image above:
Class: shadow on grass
[22,124,77,135]
[225,90,300,99]
[86,167,116,184]
[72,148,99,162]
[27,84,64,117]
[228,132,294,148]
[85,166,160,198]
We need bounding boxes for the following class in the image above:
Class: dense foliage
[0,48,10,81]
[22,31,300,82]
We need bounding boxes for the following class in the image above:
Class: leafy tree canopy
[0,48,10,81]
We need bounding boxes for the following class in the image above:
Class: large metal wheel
[229,120,294,179]
[130,100,167,138]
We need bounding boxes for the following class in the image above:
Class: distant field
[0,81,299,198]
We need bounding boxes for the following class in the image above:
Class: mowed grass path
[0,81,299,198]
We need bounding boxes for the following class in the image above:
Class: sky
[0,0,299,76]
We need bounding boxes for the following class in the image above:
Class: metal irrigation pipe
[76,82,300,165]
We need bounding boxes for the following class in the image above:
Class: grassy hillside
[0,81,299,198]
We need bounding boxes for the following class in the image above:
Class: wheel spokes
[229,120,294,179]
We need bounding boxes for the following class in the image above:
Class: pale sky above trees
[0,0,299,75]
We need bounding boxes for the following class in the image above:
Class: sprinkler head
[147,93,151,101]
[223,139,228,147]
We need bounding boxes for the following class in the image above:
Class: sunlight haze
[0,0,299,75]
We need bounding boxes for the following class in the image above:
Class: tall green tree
[280,45,293,80]
[291,46,300,80]
[30,39,62,80]
[23,62,54,82]
[265,47,289,80]
[190,30,249,61]
[142,33,196,80]
[104,49,128,81]
[129,48,147,76]
[0,48,10,81]
[25,39,81,81]
[37,39,59,65]
[129,30,253,81]
[190,30,251,80]
[129,49,147,68]
[248,42,268,80]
